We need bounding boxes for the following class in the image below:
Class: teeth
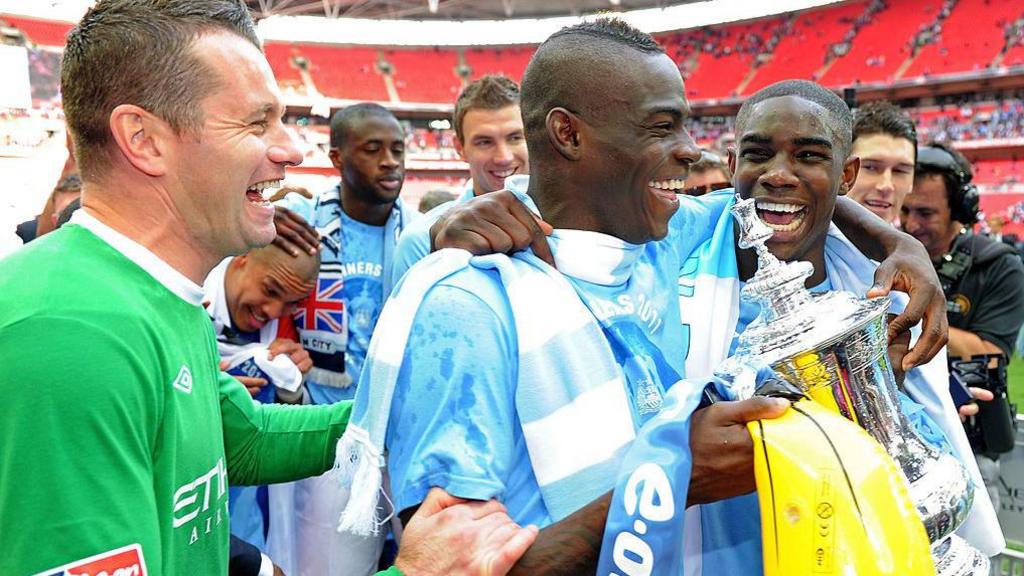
[493,169,516,178]
[247,179,282,193]
[762,212,805,232]
[755,200,803,213]
[648,179,686,191]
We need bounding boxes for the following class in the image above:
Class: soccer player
[0,2,534,574]
[392,75,535,280]
[847,100,918,224]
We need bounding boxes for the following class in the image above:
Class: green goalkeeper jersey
[0,214,352,575]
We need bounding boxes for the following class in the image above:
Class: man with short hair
[902,143,1024,511]
[848,100,918,224]
[272,102,419,574]
[673,81,1001,573]
[203,244,317,574]
[0,2,534,574]
[339,19,794,574]
[391,75,530,280]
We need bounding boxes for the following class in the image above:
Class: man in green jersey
[0,1,536,575]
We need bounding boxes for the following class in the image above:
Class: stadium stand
[904,0,1024,77]
[0,15,70,47]
[464,46,533,82]
[287,44,389,101]
[742,0,865,95]
[819,0,944,86]
[387,48,462,104]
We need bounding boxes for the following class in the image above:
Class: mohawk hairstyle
[546,17,664,54]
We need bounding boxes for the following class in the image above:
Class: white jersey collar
[71,210,204,306]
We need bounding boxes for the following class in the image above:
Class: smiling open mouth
[489,167,518,180]
[755,199,806,233]
[246,179,282,206]
[648,178,686,191]
[864,199,893,210]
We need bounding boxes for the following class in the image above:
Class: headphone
[916,145,979,225]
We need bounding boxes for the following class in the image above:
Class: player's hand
[395,488,538,576]
[958,387,994,421]
[887,327,911,386]
[268,338,313,374]
[273,206,319,257]
[429,189,556,268]
[866,234,948,371]
[687,396,790,506]
[218,359,269,397]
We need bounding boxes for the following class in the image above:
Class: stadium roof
[244,0,699,20]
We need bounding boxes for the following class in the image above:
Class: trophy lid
[729,195,891,366]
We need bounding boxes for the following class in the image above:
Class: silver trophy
[721,196,987,575]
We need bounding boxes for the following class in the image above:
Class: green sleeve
[0,317,163,574]
[375,567,404,576]
[219,372,352,485]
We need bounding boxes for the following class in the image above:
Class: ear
[231,254,249,270]
[108,104,172,177]
[453,136,466,161]
[328,148,343,171]
[545,107,583,161]
[727,145,737,184]
[838,155,860,197]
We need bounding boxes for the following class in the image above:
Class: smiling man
[338,19,793,574]
[675,81,1002,573]
[848,100,918,224]
[271,103,420,574]
[0,2,535,575]
[392,75,529,280]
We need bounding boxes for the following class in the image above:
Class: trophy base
[933,535,990,576]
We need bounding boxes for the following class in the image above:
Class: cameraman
[901,143,1024,510]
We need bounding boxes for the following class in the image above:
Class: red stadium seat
[904,0,1023,77]
[820,0,944,87]
[2,15,72,47]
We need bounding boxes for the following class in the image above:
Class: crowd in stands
[915,100,1024,142]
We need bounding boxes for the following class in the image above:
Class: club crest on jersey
[171,365,192,394]
[294,273,347,354]
[36,543,147,576]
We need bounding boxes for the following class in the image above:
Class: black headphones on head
[916,145,979,225]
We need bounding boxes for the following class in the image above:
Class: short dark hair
[329,103,400,149]
[62,0,261,180]
[736,79,853,158]
[521,18,664,162]
[453,75,520,142]
[852,100,918,152]
[915,141,975,219]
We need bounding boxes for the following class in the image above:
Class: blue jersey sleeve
[391,202,452,284]
[275,191,318,224]
[385,277,520,514]
[669,189,734,261]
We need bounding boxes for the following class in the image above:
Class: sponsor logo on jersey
[172,458,229,546]
[36,543,147,576]
[172,365,193,394]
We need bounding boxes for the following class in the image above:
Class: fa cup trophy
[724,195,988,575]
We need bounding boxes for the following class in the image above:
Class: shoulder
[969,234,1018,265]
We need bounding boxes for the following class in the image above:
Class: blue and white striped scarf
[334,247,644,535]
[677,195,1003,573]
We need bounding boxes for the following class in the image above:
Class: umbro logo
[172,365,193,394]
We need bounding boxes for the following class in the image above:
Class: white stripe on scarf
[334,247,636,534]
